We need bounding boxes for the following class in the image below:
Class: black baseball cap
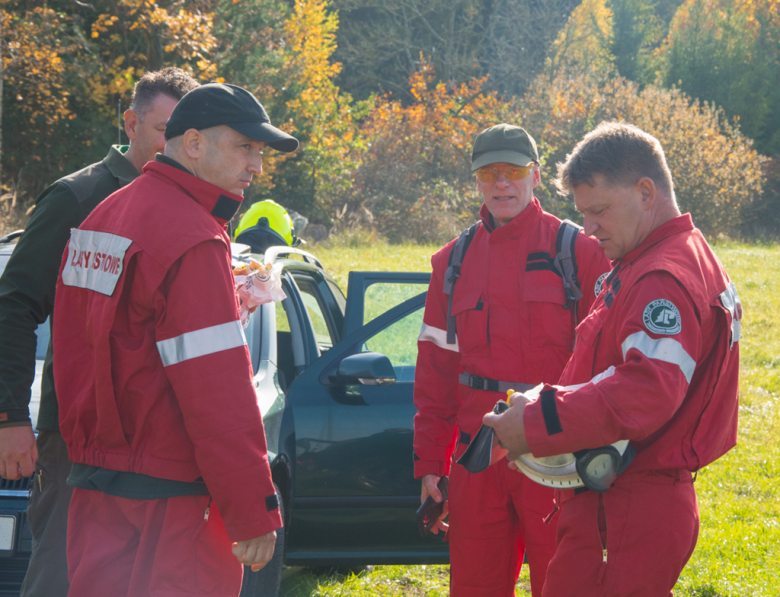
[165,83,299,153]
[471,124,538,171]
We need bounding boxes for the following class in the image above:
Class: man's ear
[182,129,204,159]
[124,109,139,142]
[637,177,656,211]
[531,164,541,189]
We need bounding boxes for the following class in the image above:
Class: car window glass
[363,283,426,325]
[276,299,291,332]
[326,279,346,313]
[361,304,423,383]
[299,287,334,350]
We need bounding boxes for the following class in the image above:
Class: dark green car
[235,245,448,597]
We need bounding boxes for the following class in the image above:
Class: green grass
[281,240,779,597]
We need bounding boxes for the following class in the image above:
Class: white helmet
[511,376,634,493]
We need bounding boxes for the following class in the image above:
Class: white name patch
[62,229,133,296]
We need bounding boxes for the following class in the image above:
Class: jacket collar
[479,197,541,241]
[621,213,695,265]
[103,145,140,187]
[144,157,244,227]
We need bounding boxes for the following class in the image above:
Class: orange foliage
[1,8,70,127]
[85,0,218,106]
[339,58,515,242]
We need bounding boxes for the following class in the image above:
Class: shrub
[520,74,766,237]
[333,59,515,244]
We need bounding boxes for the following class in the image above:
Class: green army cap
[471,124,539,172]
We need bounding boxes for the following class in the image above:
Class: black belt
[458,373,535,394]
[68,463,210,500]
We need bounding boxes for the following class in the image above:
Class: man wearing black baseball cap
[54,83,297,597]
[164,82,299,152]
[412,124,610,596]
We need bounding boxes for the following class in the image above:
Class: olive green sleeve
[0,183,82,427]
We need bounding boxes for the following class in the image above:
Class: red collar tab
[479,197,541,238]
[621,213,694,264]
[143,161,244,227]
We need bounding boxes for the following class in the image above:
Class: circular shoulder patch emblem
[594,272,609,297]
[643,299,682,335]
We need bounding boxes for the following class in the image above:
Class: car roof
[231,243,330,276]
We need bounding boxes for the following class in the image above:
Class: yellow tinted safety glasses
[475,163,534,183]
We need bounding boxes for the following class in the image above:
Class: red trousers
[447,453,558,597]
[542,470,699,597]
[67,488,243,597]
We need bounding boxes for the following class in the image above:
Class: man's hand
[232,530,277,572]
[0,425,38,480]
[482,392,532,461]
[421,474,449,535]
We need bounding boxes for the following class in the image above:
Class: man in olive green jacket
[0,67,198,597]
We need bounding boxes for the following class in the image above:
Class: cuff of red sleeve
[414,459,449,479]
[224,503,283,543]
[524,384,566,458]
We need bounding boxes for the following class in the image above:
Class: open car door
[283,271,450,566]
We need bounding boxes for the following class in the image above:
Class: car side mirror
[336,352,396,386]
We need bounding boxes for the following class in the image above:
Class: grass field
[279,239,779,597]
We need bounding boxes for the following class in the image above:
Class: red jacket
[524,214,741,476]
[413,200,611,478]
[53,160,281,541]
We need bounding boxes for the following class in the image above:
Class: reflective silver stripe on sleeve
[554,366,617,394]
[621,331,696,384]
[418,322,459,353]
[157,321,247,367]
[719,281,743,349]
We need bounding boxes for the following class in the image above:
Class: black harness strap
[553,220,583,314]
[443,222,480,344]
[443,219,583,347]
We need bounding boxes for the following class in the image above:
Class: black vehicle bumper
[0,477,33,597]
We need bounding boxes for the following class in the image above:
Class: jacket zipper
[190,497,213,539]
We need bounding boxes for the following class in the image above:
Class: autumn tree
[331,0,579,101]
[547,0,616,79]
[610,0,666,82]
[1,5,70,203]
[659,0,780,156]
[332,58,514,243]
[519,73,765,235]
[1,0,220,213]
[243,0,365,222]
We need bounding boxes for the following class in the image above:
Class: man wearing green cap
[413,124,610,596]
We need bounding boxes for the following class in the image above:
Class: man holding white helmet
[485,121,741,596]
[413,124,610,596]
